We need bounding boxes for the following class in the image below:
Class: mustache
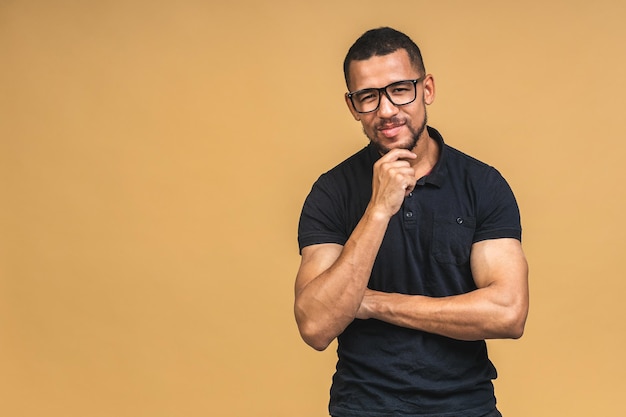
[376,117,406,130]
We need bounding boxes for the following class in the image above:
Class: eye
[391,87,409,94]
[355,90,378,103]
[390,82,413,94]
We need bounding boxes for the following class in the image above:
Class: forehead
[347,49,418,91]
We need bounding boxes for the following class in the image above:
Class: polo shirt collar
[421,126,447,188]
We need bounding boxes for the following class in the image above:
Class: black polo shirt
[297,127,522,417]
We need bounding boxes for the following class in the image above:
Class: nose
[377,91,399,118]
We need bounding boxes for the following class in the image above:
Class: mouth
[378,123,405,138]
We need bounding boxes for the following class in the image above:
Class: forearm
[360,285,528,341]
[359,238,530,341]
[294,207,391,350]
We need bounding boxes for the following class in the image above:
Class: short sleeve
[297,174,349,253]
[473,167,522,243]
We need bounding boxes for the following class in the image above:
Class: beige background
[2,1,625,416]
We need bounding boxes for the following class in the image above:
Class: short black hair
[343,27,426,89]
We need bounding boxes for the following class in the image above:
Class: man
[294,27,529,417]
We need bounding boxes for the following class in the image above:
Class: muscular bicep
[295,243,344,296]
[470,238,529,311]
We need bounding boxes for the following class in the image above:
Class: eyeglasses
[346,78,423,114]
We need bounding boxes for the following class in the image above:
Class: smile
[378,124,404,138]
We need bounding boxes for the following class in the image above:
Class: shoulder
[427,127,513,190]
[443,144,510,187]
[298,146,374,251]
[444,144,491,172]
[427,126,501,185]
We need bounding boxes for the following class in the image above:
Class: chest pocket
[432,214,476,264]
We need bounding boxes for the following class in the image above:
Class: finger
[379,148,417,162]
[405,180,417,196]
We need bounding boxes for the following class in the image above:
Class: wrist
[364,203,394,223]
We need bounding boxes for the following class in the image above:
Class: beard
[366,109,428,155]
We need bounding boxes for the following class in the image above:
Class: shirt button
[406,211,413,218]
[456,217,464,224]
[408,192,413,198]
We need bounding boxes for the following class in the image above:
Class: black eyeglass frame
[346,77,423,114]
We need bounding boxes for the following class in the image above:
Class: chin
[371,135,418,155]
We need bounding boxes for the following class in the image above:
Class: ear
[422,74,436,105]
[345,93,361,121]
